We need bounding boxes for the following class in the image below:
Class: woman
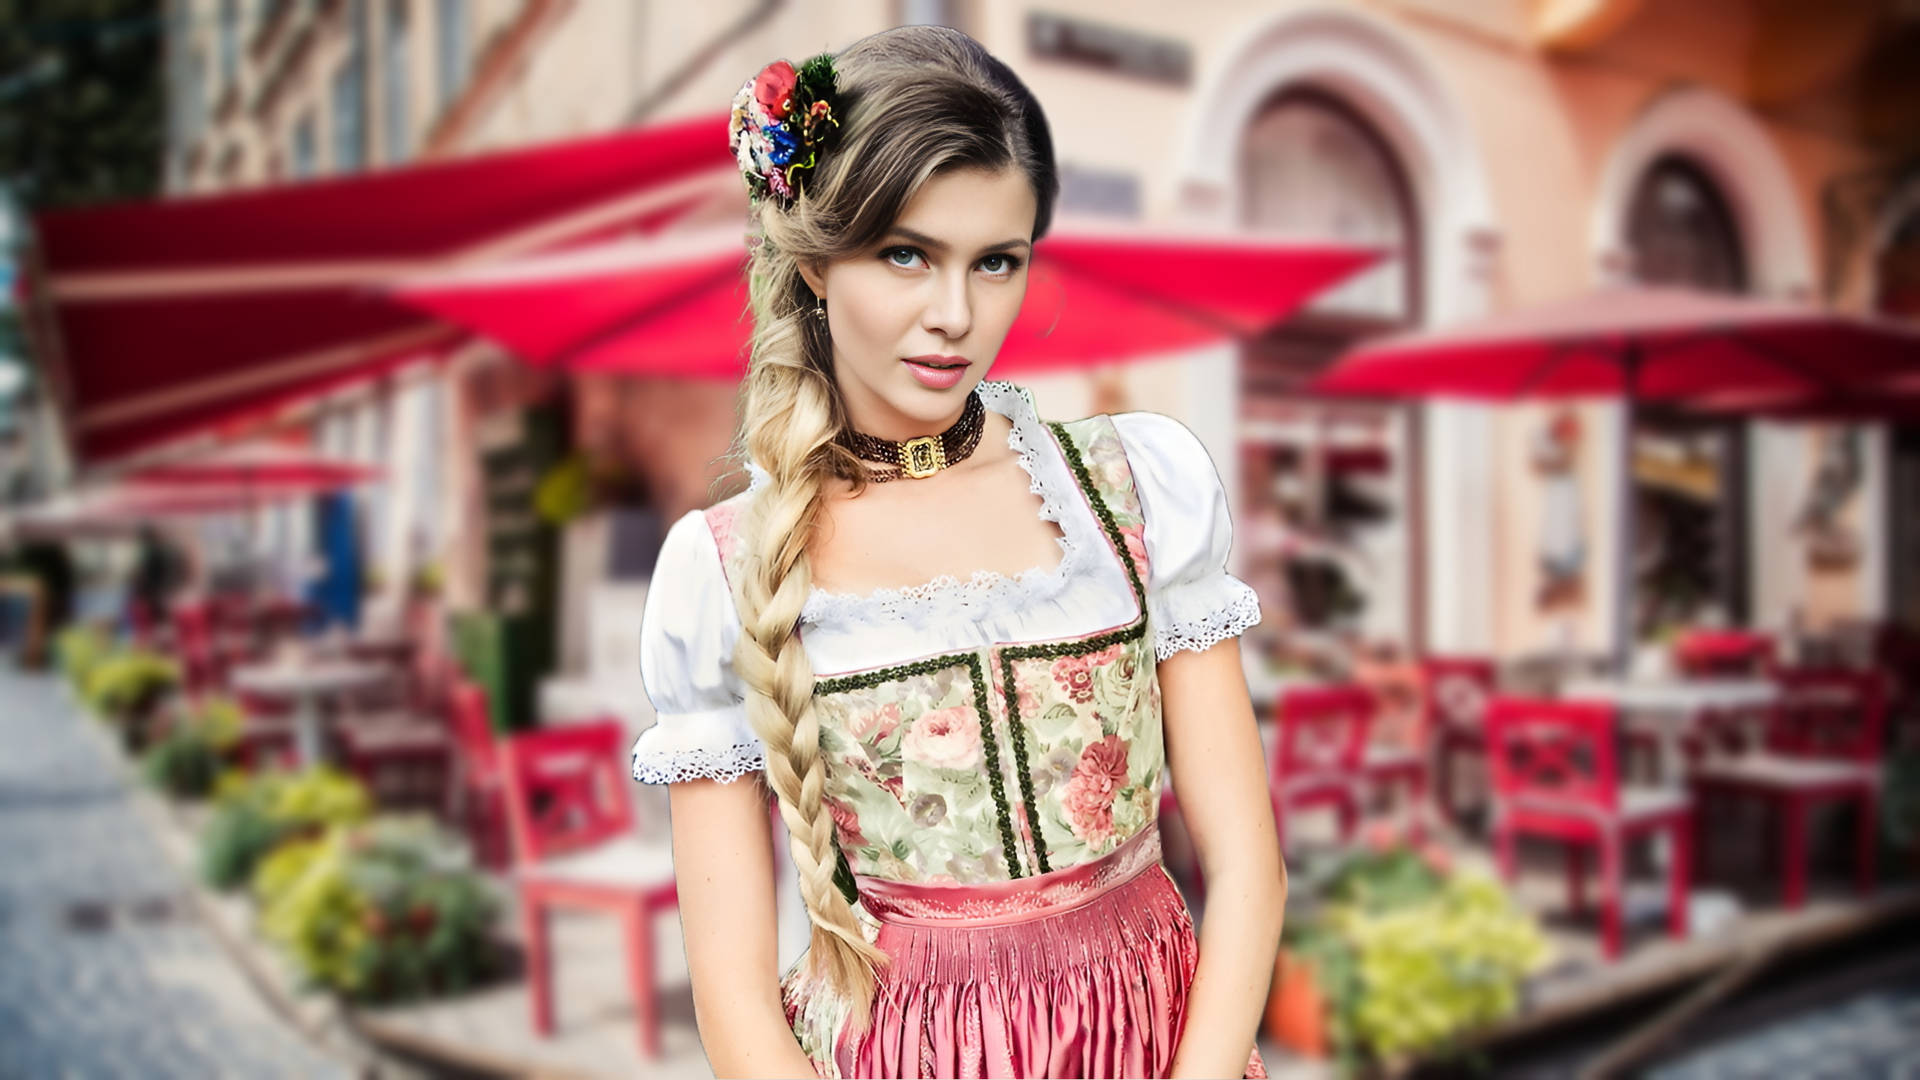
[631,25,1284,1078]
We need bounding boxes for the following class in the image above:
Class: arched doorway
[1622,153,1753,636]
[1235,88,1424,661]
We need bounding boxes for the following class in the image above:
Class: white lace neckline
[764,380,1097,628]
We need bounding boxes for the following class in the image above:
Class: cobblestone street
[0,667,352,1079]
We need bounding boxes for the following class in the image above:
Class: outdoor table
[229,658,392,768]
[1560,676,1780,781]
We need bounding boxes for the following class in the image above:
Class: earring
[812,296,828,321]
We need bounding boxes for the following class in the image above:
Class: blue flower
[763,122,800,166]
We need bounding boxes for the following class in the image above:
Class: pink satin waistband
[852,823,1166,928]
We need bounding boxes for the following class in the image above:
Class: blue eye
[880,246,1024,277]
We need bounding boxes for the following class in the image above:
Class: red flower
[826,798,867,847]
[1063,735,1130,844]
[1052,655,1096,704]
[754,60,797,120]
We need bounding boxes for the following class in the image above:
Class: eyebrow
[884,226,1032,255]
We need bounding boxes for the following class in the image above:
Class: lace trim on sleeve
[1149,575,1263,662]
[630,740,768,785]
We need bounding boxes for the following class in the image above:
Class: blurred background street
[1,1,1918,1077]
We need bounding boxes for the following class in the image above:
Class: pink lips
[902,355,970,389]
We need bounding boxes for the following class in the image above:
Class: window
[1239,91,1418,322]
[332,55,365,171]
[291,113,316,179]
[1623,155,1751,628]
[435,0,468,109]
[218,0,241,90]
[1235,90,1425,647]
[1625,155,1746,293]
[385,0,413,162]
[181,46,207,144]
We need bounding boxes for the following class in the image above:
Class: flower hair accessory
[729,52,842,209]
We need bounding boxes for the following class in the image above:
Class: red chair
[1355,661,1429,841]
[447,680,510,870]
[1270,686,1375,853]
[170,602,224,697]
[1689,668,1885,908]
[501,720,678,1059]
[1487,697,1691,960]
[1424,656,1497,828]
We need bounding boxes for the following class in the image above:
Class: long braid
[729,261,890,1038]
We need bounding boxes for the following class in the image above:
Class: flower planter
[1263,948,1329,1059]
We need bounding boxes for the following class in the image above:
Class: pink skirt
[782,823,1269,1079]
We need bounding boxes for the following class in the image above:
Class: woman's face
[800,165,1037,440]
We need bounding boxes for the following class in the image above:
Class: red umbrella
[389,221,1380,377]
[1313,286,1920,400]
[123,440,381,493]
[1309,285,1920,666]
[2,481,307,542]
[1687,371,1920,422]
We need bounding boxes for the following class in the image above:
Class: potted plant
[199,767,372,890]
[254,817,501,1002]
[82,647,181,751]
[1265,825,1549,1075]
[53,624,109,696]
[142,697,245,800]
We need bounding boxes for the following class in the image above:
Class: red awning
[25,112,738,464]
[390,221,1380,377]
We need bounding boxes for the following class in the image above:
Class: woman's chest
[808,461,1067,596]
[810,627,1166,885]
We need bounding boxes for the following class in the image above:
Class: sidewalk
[0,666,354,1078]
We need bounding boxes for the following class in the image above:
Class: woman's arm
[1158,635,1287,1079]
[667,775,822,1078]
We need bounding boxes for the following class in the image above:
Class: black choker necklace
[837,392,986,482]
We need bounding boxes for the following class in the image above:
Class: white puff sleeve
[630,508,768,784]
[1111,412,1264,662]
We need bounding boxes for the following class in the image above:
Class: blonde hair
[722,24,1058,1036]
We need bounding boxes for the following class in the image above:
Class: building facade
[159,0,1920,664]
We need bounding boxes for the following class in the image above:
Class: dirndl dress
[632,382,1270,1079]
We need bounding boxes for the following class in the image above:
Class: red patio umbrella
[124,441,382,493]
[388,221,1380,377]
[1309,285,1920,666]
[1,481,310,542]
[1686,371,1920,423]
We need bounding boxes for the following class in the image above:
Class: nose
[920,264,973,341]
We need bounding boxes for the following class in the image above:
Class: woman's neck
[839,384,977,443]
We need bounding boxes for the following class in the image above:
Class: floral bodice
[631,383,1263,888]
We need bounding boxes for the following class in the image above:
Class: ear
[796,259,828,301]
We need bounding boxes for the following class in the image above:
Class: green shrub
[1284,838,1549,1074]
[256,817,500,1002]
[143,727,222,799]
[198,768,372,891]
[53,625,109,693]
[82,648,180,724]
[142,697,248,800]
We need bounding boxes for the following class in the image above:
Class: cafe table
[1559,676,1780,781]
[229,657,393,768]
